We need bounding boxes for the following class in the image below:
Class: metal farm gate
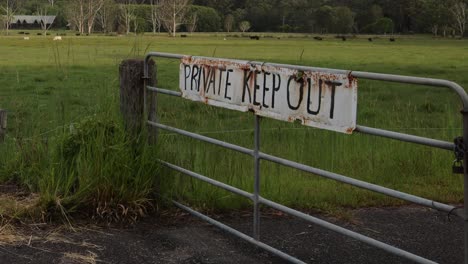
[143,52,468,264]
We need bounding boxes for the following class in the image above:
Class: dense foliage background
[0,0,467,36]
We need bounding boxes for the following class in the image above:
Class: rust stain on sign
[179,57,358,134]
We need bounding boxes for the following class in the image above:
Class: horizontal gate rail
[162,160,438,264]
[258,152,461,216]
[144,52,468,264]
[149,121,253,155]
[351,71,468,106]
[145,85,455,151]
[257,198,437,264]
[147,85,182,97]
[159,160,253,199]
[355,125,455,150]
[172,201,307,264]
[149,120,462,217]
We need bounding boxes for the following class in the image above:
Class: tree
[224,13,233,32]
[239,20,250,32]
[315,5,335,34]
[449,0,467,37]
[159,0,190,37]
[37,3,55,36]
[132,12,140,33]
[419,0,451,36]
[186,12,197,33]
[189,5,220,32]
[355,4,383,32]
[373,17,394,34]
[65,0,104,35]
[332,6,354,34]
[278,0,289,31]
[244,0,276,32]
[86,0,104,34]
[0,14,4,31]
[65,0,86,34]
[97,0,117,33]
[232,8,246,26]
[277,0,309,33]
[119,0,136,34]
[193,0,233,16]
[0,0,18,35]
[149,0,161,34]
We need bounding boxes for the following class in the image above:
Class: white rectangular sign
[179,57,358,134]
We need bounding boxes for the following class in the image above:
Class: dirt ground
[0,205,464,264]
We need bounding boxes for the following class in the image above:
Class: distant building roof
[11,15,56,24]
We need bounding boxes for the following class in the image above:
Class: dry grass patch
[62,251,98,264]
[0,222,31,246]
[45,231,104,251]
[0,185,40,218]
[0,185,41,246]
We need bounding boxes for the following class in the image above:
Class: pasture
[0,32,467,218]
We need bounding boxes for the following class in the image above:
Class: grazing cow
[250,36,260,40]
[53,36,62,41]
[313,36,323,41]
[368,38,373,42]
[23,37,30,40]
[389,38,395,42]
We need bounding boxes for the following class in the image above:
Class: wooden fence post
[119,59,155,136]
[0,110,6,142]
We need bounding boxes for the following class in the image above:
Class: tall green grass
[0,34,160,221]
[0,32,467,218]
[2,108,160,222]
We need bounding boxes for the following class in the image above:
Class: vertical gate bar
[143,59,149,115]
[143,59,150,128]
[144,59,158,143]
[253,115,261,240]
[463,110,468,264]
[143,60,150,140]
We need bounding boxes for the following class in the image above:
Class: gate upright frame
[144,52,468,264]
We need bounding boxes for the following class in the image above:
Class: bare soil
[0,205,464,264]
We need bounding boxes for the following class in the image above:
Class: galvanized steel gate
[144,52,468,264]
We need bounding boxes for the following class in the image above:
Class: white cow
[23,37,30,40]
[53,36,62,41]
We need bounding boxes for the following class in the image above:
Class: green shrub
[189,5,222,32]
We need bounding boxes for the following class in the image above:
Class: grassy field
[0,31,467,220]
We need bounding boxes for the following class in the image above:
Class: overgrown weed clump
[1,113,159,224]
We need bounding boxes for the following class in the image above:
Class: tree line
[1,0,467,37]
